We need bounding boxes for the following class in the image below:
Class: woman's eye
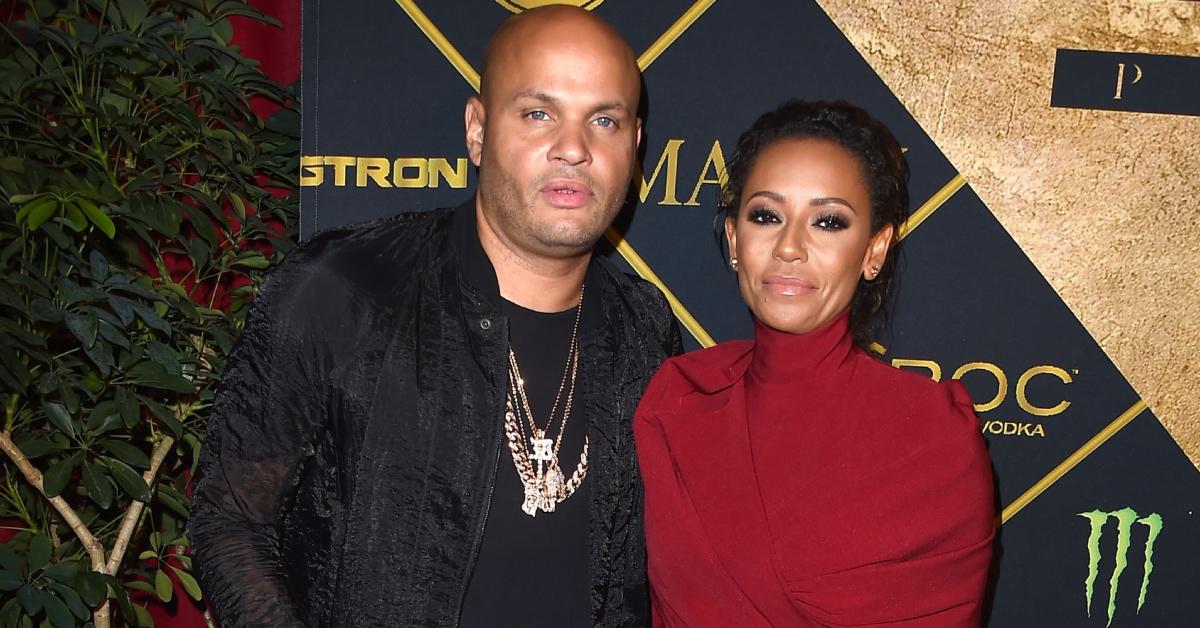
[813,213,848,231]
[747,207,780,225]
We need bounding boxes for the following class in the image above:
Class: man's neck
[475,206,591,313]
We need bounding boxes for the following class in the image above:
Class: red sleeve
[792,380,995,627]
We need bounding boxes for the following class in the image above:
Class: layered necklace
[504,285,589,517]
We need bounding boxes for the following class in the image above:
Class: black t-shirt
[458,297,593,628]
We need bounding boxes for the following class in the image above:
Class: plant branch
[106,435,175,574]
[0,431,106,571]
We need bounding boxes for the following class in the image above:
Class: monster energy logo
[1078,508,1163,626]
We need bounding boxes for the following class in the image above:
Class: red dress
[635,311,995,627]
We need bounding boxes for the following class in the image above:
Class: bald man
[190,7,680,627]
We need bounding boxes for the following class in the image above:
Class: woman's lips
[762,275,817,296]
[541,179,593,209]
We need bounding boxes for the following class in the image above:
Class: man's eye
[593,116,616,128]
[526,110,550,121]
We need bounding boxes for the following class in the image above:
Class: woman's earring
[729,258,739,272]
[866,264,880,280]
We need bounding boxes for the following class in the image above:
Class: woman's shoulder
[638,340,754,412]
[851,352,981,441]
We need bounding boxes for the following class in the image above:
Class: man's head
[466,6,642,261]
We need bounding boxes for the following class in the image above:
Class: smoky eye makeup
[813,212,849,231]
[746,206,781,225]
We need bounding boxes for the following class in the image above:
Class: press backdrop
[299,2,1200,625]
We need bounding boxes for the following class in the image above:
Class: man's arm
[189,258,329,627]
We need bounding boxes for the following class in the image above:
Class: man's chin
[530,228,606,257]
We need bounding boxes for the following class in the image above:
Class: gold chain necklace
[504,285,589,516]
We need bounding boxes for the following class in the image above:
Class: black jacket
[190,202,682,627]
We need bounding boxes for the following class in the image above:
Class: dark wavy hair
[718,99,909,349]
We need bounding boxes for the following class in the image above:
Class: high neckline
[746,308,854,386]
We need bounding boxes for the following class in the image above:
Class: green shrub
[0,1,298,625]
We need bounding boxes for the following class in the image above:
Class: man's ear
[636,118,643,150]
[465,96,486,167]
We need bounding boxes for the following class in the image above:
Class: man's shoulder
[255,207,455,320]
[592,256,667,307]
[295,206,454,269]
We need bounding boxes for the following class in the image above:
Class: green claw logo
[1078,508,1163,626]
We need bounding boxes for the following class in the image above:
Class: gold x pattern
[387,0,1149,528]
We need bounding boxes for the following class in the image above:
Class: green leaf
[75,570,107,606]
[132,601,155,628]
[64,202,89,232]
[26,199,58,231]
[115,388,139,427]
[64,311,99,348]
[38,589,73,628]
[0,544,22,574]
[41,221,73,249]
[82,461,113,509]
[125,361,193,393]
[41,563,79,585]
[42,402,75,439]
[153,569,172,603]
[130,302,171,335]
[30,298,62,323]
[86,401,120,432]
[118,0,149,31]
[88,250,109,282]
[125,580,155,594]
[145,342,181,374]
[155,489,189,518]
[42,453,80,498]
[26,535,51,573]
[0,597,20,628]
[143,76,179,97]
[0,570,21,591]
[106,295,135,326]
[232,251,270,269]
[82,338,115,378]
[16,197,54,225]
[99,439,150,469]
[0,344,32,388]
[14,437,65,459]
[97,319,130,350]
[89,411,124,437]
[48,583,88,620]
[170,565,202,601]
[228,192,247,219]
[103,457,151,502]
[16,584,40,615]
[77,199,116,239]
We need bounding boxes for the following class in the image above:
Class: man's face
[466,22,641,259]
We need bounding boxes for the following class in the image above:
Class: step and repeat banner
[299,1,1199,625]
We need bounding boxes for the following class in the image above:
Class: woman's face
[724,138,893,335]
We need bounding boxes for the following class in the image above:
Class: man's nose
[549,123,592,166]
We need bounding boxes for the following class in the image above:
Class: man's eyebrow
[512,90,558,105]
[511,91,631,116]
[592,101,630,115]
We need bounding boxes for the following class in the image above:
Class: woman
[635,100,995,627]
